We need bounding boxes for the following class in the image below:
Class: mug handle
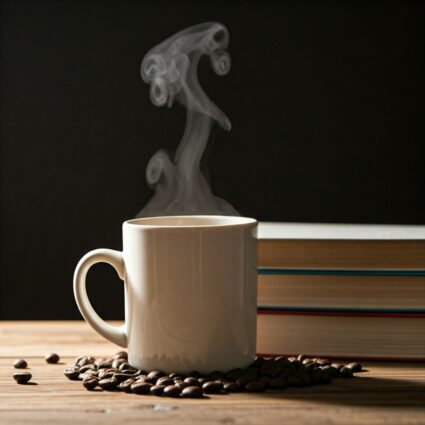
[73,248,128,348]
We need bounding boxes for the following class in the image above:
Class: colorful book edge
[257,268,425,276]
[257,309,425,318]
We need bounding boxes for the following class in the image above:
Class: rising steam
[136,22,239,217]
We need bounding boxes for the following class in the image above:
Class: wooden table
[0,321,424,425]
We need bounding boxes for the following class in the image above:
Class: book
[257,310,425,360]
[257,271,425,312]
[257,223,425,270]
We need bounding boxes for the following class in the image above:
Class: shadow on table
[253,376,425,408]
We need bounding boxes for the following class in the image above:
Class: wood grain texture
[0,321,424,425]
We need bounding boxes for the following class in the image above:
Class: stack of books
[256,223,425,361]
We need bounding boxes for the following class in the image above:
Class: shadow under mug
[73,215,258,374]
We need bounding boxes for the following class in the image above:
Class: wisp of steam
[136,22,239,217]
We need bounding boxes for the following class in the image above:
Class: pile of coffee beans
[64,352,363,398]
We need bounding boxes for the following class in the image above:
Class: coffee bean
[273,356,286,362]
[346,362,362,373]
[121,368,138,376]
[245,380,265,392]
[243,366,259,375]
[286,374,302,387]
[331,363,344,370]
[250,357,266,368]
[312,368,329,384]
[302,372,314,386]
[184,377,200,387]
[118,378,135,392]
[79,370,98,380]
[148,370,165,381]
[98,377,118,391]
[202,381,222,394]
[114,373,135,383]
[175,381,190,389]
[198,377,209,384]
[302,358,314,365]
[64,368,80,380]
[163,385,181,397]
[75,356,95,367]
[13,359,28,369]
[119,365,138,374]
[131,381,153,394]
[94,358,106,367]
[304,363,318,372]
[83,377,98,390]
[169,372,180,379]
[289,359,303,369]
[112,358,126,369]
[259,360,276,377]
[45,353,60,364]
[98,369,113,380]
[269,377,286,389]
[261,361,286,378]
[340,366,354,378]
[97,360,113,369]
[291,373,305,386]
[223,381,241,392]
[319,371,332,384]
[150,384,166,396]
[310,368,324,384]
[277,369,293,380]
[236,372,258,387]
[138,376,156,384]
[317,358,331,366]
[79,364,96,373]
[182,386,203,398]
[209,371,225,380]
[297,354,306,361]
[118,363,130,371]
[188,370,202,378]
[13,372,32,384]
[226,368,244,381]
[258,376,271,386]
[112,351,128,360]
[321,365,339,378]
[157,377,174,387]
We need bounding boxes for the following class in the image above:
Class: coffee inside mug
[125,215,257,227]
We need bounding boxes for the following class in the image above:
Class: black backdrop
[1,1,424,319]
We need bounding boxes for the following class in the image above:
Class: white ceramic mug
[74,215,258,374]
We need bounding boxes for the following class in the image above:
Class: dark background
[1,1,424,319]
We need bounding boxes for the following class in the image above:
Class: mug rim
[124,215,257,229]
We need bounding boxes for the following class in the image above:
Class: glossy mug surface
[73,215,258,373]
